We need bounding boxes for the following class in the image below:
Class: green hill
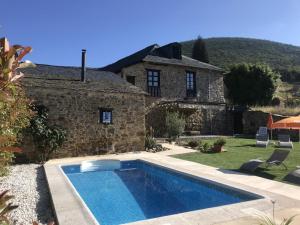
[181,37,300,74]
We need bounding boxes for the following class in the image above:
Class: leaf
[10,72,24,82]
[15,46,32,62]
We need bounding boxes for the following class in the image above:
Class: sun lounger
[284,168,300,185]
[256,127,268,137]
[278,134,293,149]
[256,127,269,147]
[240,149,290,172]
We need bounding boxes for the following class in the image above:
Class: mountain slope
[181,37,300,71]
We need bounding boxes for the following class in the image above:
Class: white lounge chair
[256,127,269,147]
[278,134,293,149]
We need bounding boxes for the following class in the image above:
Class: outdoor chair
[256,127,269,147]
[283,167,300,185]
[256,127,268,137]
[240,149,290,172]
[278,134,293,149]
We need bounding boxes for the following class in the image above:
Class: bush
[145,135,156,150]
[187,140,199,148]
[0,151,14,176]
[145,135,167,152]
[198,142,211,153]
[214,138,226,147]
[27,105,66,161]
[0,85,33,176]
[165,112,185,139]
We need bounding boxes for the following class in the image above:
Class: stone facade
[243,110,287,135]
[146,103,229,137]
[21,77,146,158]
[119,62,227,135]
[120,62,225,104]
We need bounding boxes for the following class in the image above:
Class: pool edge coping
[44,153,300,225]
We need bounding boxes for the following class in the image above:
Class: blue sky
[1,0,300,67]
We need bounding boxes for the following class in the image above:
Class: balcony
[147,86,161,97]
[186,89,196,98]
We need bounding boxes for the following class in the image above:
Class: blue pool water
[62,160,261,225]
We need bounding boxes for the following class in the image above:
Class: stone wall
[21,78,145,158]
[146,103,230,137]
[120,62,225,104]
[243,110,287,135]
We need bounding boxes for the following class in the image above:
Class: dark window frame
[146,69,160,87]
[186,71,196,97]
[146,69,161,97]
[98,108,113,124]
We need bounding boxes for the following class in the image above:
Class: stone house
[20,51,146,158]
[100,43,229,136]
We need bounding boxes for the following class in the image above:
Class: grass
[173,137,300,184]
[251,106,300,116]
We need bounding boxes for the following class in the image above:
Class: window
[186,71,196,97]
[147,69,161,97]
[126,76,135,85]
[147,70,160,87]
[99,108,113,124]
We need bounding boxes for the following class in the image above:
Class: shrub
[0,151,15,176]
[187,140,199,148]
[214,138,226,147]
[165,112,185,139]
[145,135,156,150]
[198,142,211,153]
[27,105,66,161]
[0,39,34,176]
[145,136,167,153]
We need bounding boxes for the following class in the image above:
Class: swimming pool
[62,160,262,225]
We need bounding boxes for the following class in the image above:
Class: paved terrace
[45,144,300,225]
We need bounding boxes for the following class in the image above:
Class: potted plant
[212,138,226,153]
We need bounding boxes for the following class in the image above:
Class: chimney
[81,49,86,82]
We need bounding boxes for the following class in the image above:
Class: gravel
[0,164,54,225]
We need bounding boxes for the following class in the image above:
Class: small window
[126,76,135,85]
[147,70,160,87]
[99,108,113,124]
[186,71,196,97]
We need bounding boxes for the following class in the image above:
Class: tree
[192,36,209,63]
[224,63,279,106]
[165,112,185,139]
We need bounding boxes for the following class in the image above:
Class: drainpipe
[208,70,213,134]
[81,49,86,82]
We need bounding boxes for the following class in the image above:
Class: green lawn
[173,137,300,184]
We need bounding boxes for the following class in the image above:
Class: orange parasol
[271,116,300,129]
[271,115,300,142]
[267,113,273,129]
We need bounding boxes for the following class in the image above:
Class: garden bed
[0,164,54,225]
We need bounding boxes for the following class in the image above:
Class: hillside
[181,37,300,73]
[181,37,300,107]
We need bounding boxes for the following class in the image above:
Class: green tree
[165,112,185,139]
[224,63,279,106]
[192,36,209,63]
